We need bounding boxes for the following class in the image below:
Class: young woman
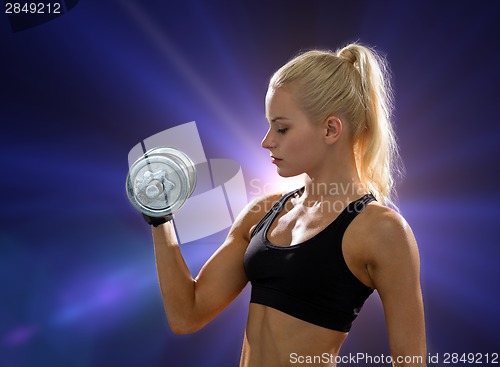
[148,43,426,366]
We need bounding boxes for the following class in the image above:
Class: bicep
[192,230,249,319]
[189,194,279,326]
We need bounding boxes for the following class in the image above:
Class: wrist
[142,213,173,227]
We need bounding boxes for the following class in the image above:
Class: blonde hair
[269,43,401,206]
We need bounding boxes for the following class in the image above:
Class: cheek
[291,126,322,149]
[287,133,322,163]
[303,130,327,156]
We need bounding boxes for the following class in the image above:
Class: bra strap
[250,188,302,238]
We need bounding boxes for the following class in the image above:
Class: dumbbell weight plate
[126,147,197,217]
[151,147,196,199]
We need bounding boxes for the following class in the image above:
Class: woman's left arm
[367,209,426,367]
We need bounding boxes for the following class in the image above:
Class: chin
[276,168,302,178]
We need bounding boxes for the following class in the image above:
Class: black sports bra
[243,188,375,332]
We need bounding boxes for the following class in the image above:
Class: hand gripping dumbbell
[126,147,197,226]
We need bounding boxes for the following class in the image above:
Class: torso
[241,191,381,367]
[241,304,347,367]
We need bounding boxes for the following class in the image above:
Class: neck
[301,153,367,203]
[302,176,366,202]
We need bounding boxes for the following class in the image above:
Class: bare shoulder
[348,201,419,263]
[360,202,413,239]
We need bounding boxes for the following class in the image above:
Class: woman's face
[262,87,327,177]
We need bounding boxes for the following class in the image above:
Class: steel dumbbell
[126,147,197,218]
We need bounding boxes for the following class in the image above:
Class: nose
[261,128,275,150]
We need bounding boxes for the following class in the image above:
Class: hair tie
[339,49,359,71]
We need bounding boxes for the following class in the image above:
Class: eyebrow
[268,116,290,123]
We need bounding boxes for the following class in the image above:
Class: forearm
[388,300,427,367]
[152,222,199,333]
[387,311,427,366]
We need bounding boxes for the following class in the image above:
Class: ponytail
[270,43,401,206]
[337,43,400,207]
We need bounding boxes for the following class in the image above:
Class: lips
[270,155,282,164]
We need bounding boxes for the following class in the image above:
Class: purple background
[1,1,499,366]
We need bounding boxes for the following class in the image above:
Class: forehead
[265,87,298,113]
[265,87,314,126]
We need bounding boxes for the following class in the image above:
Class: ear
[323,115,342,144]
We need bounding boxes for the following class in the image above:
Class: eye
[277,128,288,134]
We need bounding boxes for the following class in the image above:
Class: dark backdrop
[1,1,499,366]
